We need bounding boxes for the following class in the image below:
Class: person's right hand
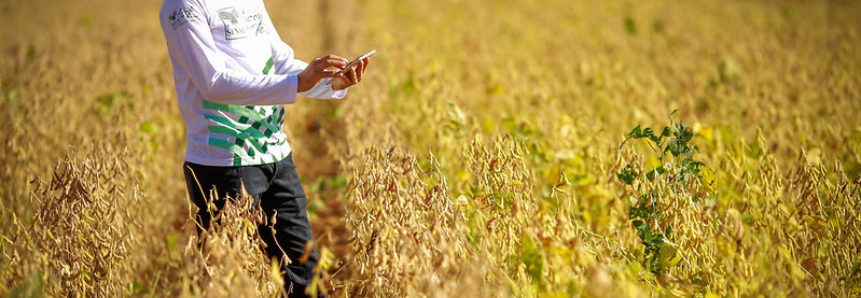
[297,55,348,93]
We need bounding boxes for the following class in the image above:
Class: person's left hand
[331,57,370,91]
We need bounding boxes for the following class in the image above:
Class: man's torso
[162,0,292,167]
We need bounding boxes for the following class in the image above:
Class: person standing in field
[158,0,368,297]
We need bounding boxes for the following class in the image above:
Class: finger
[359,57,370,79]
[324,72,347,85]
[322,54,348,64]
[340,67,355,86]
[355,60,365,82]
[314,55,348,71]
[349,66,359,85]
[319,68,343,77]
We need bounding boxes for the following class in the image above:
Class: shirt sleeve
[266,13,347,100]
[160,0,300,105]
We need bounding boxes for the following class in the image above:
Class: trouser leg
[182,162,269,234]
[257,154,321,298]
[182,158,321,297]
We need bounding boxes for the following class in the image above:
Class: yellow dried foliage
[0,0,860,297]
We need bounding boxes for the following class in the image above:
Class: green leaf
[626,125,642,139]
[9,270,44,298]
[6,88,18,104]
[624,16,637,35]
[166,234,176,251]
[687,161,704,176]
[659,126,671,141]
[658,243,680,267]
[307,198,326,214]
[520,237,545,286]
[666,138,687,157]
[635,220,653,242]
[139,121,159,134]
[645,166,666,180]
[747,142,764,159]
[648,129,663,144]
[130,281,145,294]
[26,45,36,61]
[674,122,693,142]
[642,127,654,139]
[617,164,638,185]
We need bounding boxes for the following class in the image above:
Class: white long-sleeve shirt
[159,0,345,166]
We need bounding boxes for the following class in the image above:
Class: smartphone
[325,50,375,85]
[339,50,375,74]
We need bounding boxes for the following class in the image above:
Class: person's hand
[297,55,348,93]
[331,57,370,91]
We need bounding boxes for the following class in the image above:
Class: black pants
[183,154,321,298]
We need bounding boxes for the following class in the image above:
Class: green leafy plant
[618,111,705,275]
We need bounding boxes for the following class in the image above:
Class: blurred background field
[1,0,860,297]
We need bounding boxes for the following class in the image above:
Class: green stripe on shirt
[263,57,274,74]
[207,126,267,154]
[202,100,280,133]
